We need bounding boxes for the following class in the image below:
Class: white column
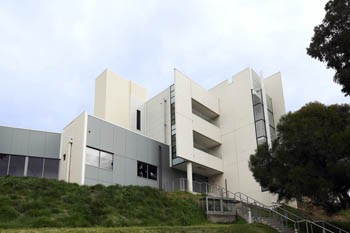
[187,161,193,192]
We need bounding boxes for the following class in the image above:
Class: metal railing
[275,206,348,233]
[169,178,348,233]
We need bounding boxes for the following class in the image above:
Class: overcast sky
[0,0,348,132]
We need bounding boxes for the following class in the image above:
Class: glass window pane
[252,93,261,105]
[270,126,276,141]
[100,152,113,170]
[268,111,275,128]
[137,161,147,178]
[27,157,43,177]
[257,137,267,145]
[136,110,141,130]
[254,104,264,121]
[148,164,157,180]
[86,147,99,167]
[0,154,9,176]
[267,95,273,112]
[256,120,266,138]
[8,155,25,177]
[43,159,59,179]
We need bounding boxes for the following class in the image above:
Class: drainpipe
[66,138,73,182]
[158,146,162,189]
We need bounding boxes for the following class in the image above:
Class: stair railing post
[322,222,325,233]
[248,207,252,223]
[206,196,209,213]
[220,198,223,213]
[294,222,298,233]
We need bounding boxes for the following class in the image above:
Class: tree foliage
[307,0,350,96]
[249,102,350,212]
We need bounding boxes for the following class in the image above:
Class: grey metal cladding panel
[136,136,150,162]
[85,165,99,180]
[44,133,61,159]
[125,132,138,159]
[124,158,137,185]
[85,178,99,186]
[99,169,113,183]
[10,128,29,155]
[148,141,159,165]
[113,155,124,185]
[28,130,46,157]
[0,126,13,154]
[113,127,126,155]
[87,116,101,149]
[100,121,114,152]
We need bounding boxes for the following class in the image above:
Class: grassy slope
[0,176,206,228]
[1,224,278,233]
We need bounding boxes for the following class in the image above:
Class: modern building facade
[0,67,285,205]
[0,126,60,179]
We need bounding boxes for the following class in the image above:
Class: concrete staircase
[187,180,348,233]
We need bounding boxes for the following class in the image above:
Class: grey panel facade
[85,116,186,189]
[0,126,61,179]
[0,126,61,159]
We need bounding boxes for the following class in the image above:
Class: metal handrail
[277,206,349,233]
[171,179,347,233]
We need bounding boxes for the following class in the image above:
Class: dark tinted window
[27,157,43,177]
[137,161,147,178]
[148,164,157,180]
[8,155,25,177]
[136,110,141,130]
[0,154,9,176]
[43,158,59,179]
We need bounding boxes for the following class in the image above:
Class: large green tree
[249,102,350,212]
[307,0,350,96]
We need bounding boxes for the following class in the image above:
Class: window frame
[85,146,114,171]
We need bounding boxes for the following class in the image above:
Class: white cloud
[0,0,348,131]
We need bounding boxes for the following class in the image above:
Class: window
[100,152,113,170]
[252,89,267,145]
[257,137,267,145]
[8,155,25,177]
[0,154,9,176]
[86,147,100,167]
[137,161,147,178]
[253,104,264,121]
[27,157,43,177]
[148,164,157,180]
[255,120,266,138]
[85,147,113,171]
[43,158,59,179]
[137,161,157,180]
[136,110,141,130]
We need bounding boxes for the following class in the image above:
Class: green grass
[0,223,278,233]
[0,176,207,228]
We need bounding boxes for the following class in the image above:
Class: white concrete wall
[209,68,282,205]
[59,112,88,185]
[263,72,286,125]
[174,69,223,173]
[142,88,171,144]
[94,69,147,130]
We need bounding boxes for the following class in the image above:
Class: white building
[0,67,285,205]
[91,67,285,204]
